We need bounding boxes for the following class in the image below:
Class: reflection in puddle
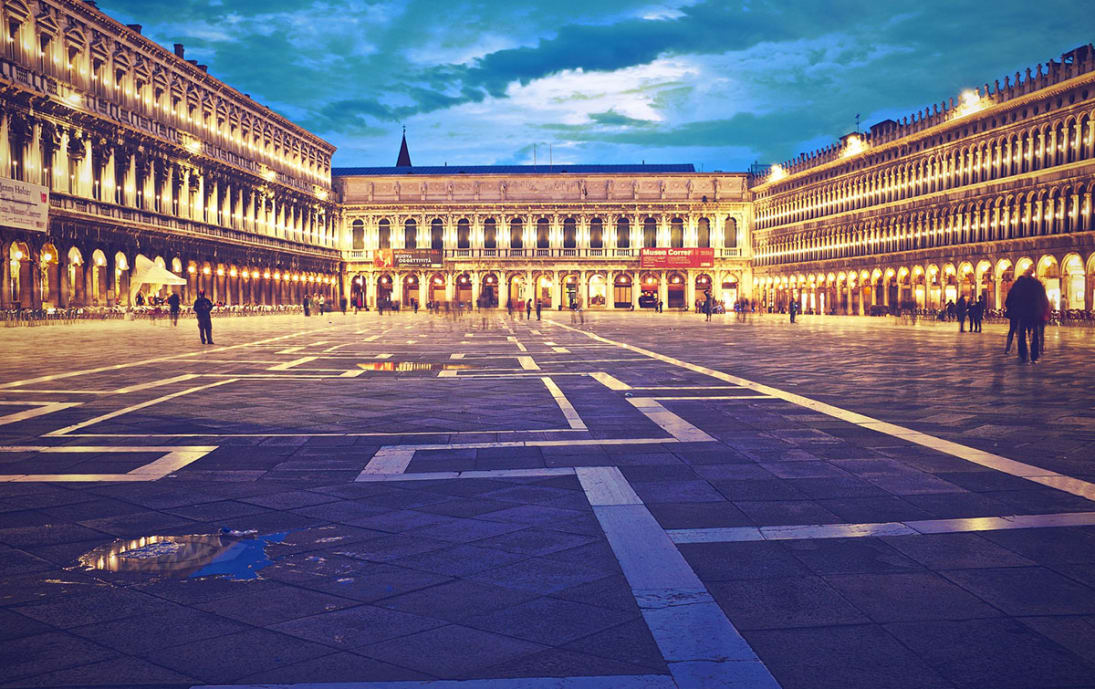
[78,530,286,581]
[357,361,472,372]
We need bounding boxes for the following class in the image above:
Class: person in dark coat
[340,296,348,315]
[193,290,214,344]
[1004,271,1045,363]
[526,299,532,320]
[535,300,542,321]
[956,296,968,332]
[704,289,713,322]
[303,296,311,317]
[167,292,181,326]
[969,296,985,333]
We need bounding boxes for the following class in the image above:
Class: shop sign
[373,249,444,268]
[640,248,714,269]
[0,178,49,233]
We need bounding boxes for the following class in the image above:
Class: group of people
[946,295,987,333]
[1003,270,1052,364]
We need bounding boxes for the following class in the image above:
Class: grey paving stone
[744,625,953,689]
[709,576,870,629]
[785,537,925,575]
[465,596,634,646]
[358,624,547,678]
[150,627,336,683]
[0,632,118,683]
[942,566,1095,615]
[193,584,357,626]
[881,533,1037,570]
[394,543,529,577]
[11,586,177,629]
[378,579,540,622]
[235,651,430,683]
[67,605,249,656]
[824,572,1003,622]
[269,603,446,648]
[2,654,197,687]
[679,541,811,581]
[886,618,1095,689]
[468,556,614,594]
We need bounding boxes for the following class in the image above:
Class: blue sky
[98,0,1092,171]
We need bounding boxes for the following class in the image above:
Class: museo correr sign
[0,178,49,233]
[640,248,715,269]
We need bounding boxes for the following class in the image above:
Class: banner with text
[374,249,444,268]
[0,178,49,233]
[640,247,714,269]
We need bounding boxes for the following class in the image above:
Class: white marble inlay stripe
[648,395,777,401]
[518,355,541,371]
[268,356,319,371]
[275,346,305,354]
[45,379,238,437]
[549,319,1095,505]
[576,466,642,505]
[450,353,465,359]
[112,374,199,394]
[627,398,715,443]
[339,370,365,378]
[356,447,416,478]
[375,353,393,359]
[542,377,588,430]
[589,372,631,390]
[0,401,82,427]
[0,445,217,483]
[553,346,571,353]
[668,511,1095,543]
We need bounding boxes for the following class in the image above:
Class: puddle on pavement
[77,530,286,581]
[356,361,473,372]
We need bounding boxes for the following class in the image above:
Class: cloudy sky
[97,0,1090,171]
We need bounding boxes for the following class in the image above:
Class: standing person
[167,291,180,326]
[535,300,542,321]
[576,296,584,324]
[318,295,326,315]
[945,300,956,321]
[340,296,348,315]
[704,289,713,322]
[789,298,797,323]
[956,296,968,332]
[971,296,985,333]
[134,292,145,307]
[526,299,532,320]
[1004,270,1042,363]
[657,299,663,313]
[303,295,311,317]
[193,290,214,345]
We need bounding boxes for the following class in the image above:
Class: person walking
[303,296,311,317]
[167,292,180,326]
[956,296,968,332]
[340,296,348,315]
[526,299,532,320]
[535,300,542,321]
[193,290,214,344]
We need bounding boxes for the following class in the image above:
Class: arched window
[431,218,444,250]
[563,218,576,249]
[589,218,603,249]
[643,217,657,248]
[670,217,684,248]
[457,218,470,249]
[616,218,630,248]
[697,217,710,248]
[378,219,391,249]
[510,218,523,248]
[536,218,549,249]
[404,219,417,249]
[724,217,738,248]
[351,219,364,250]
[484,218,496,249]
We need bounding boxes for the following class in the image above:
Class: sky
[96,0,1093,171]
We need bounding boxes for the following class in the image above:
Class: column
[685,270,695,311]
[658,273,668,310]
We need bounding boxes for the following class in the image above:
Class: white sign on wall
[0,177,49,233]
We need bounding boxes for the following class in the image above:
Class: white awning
[130,254,187,300]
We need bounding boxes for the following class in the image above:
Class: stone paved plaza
[1,310,1095,689]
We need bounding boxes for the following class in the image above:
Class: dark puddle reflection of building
[356,361,473,372]
[77,530,287,580]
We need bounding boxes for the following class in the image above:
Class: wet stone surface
[0,311,1093,688]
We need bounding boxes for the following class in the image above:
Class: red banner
[640,248,714,269]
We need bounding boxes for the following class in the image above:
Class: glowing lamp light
[768,164,787,182]
[273,272,280,280]
[251,270,261,279]
[41,251,53,262]
[434,277,443,285]
[263,271,272,279]
[229,268,238,277]
[841,135,866,158]
[187,265,196,274]
[353,277,362,285]
[202,266,211,276]
[955,89,986,118]
[12,249,24,260]
[380,277,389,284]
[64,92,82,107]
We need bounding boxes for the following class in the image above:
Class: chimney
[173,43,185,58]
[126,24,142,34]
[197,64,208,73]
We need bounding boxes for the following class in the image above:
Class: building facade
[335,164,752,311]
[751,45,1095,316]
[1,0,341,311]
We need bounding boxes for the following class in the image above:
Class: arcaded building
[336,149,752,311]
[751,46,1095,316]
[0,0,341,310]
